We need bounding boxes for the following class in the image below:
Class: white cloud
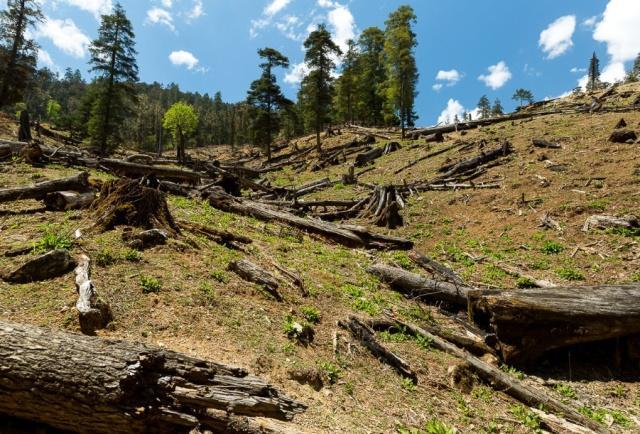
[570,67,587,73]
[275,15,304,41]
[187,0,204,20]
[433,69,462,90]
[146,7,175,31]
[169,50,206,72]
[577,74,588,90]
[539,15,576,59]
[432,83,443,92]
[251,0,293,37]
[61,0,112,20]
[37,48,56,69]
[478,61,512,90]
[600,61,626,83]
[437,99,471,125]
[284,62,310,85]
[327,4,356,52]
[318,0,338,7]
[36,18,91,58]
[161,0,173,7]
[265,0,293,17]
[582,16,598,28]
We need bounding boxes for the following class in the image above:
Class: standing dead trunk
[18,109,32,142]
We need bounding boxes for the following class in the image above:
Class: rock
[614,118,627,129]
[288,367,324,391]
[609,129,637,143]
[124,228,168,250]
[2,250,76,283]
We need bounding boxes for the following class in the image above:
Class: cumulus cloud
[327,4,356,52]
[251,0,293,37]
[61,0,112,20]
[169,50,206,72]
[582,16,598,28]
[437,99,478,125]
[146,7,175,31]
[593,0,640,83]
[37,48,56,70]
[570,67,587,73]
[36,18,91,58]
[432,83,443,92]
[265,0,293,17]
[539,15,576,59]
[433,69,462,91]
[275,15,304,41]
[186,0,204,20]
[478,61,512,90]
[161,0,173,7]
[284,62,310,85]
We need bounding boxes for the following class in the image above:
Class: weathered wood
[229,259,283,301]
[367,263,474,307]
[0,172,90,204]
[532,139,561,149]
[99,159,201,184]
[18,110,31,142]
[614,118,627,129]
[391,317,605,433]
[2,250,77,283]
[339,316,417,383]
[74,254,112,335]
[123,229,168,250]
[178,220,252,247]
[355,142,400,167]
[393,142,466,175]
[43,190,96,211]
[408,251,465,286]
[582,214,639,232]
[0,321,306,433]
[609,129,637,143]
[207,190,412,251]
[468,284,640,364]
[438,141,512,179]
[358,185,404,229]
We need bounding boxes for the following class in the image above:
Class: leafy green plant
[540,240,564,254]
[198,282,217,306]
[556,267,584,281]
[424,418,456,434]
[318,361,341,384]
[283,313,314,344]
[579,406,631,428]
[380,326,411,343]
[140,275,162,293]
[210,270,229,283]
[414,334,433,351]
[124,248,142,262]
[401,377,416,392]
[392,251,413,270]
[510,404,542,431]
[95,248,117,267]
[500,364,525,380]
[472,386,493,402]
[33,231,72,253]
[516,276,537,288]
[587,199,609,212]
[300,306,321,324]
[554,383,577,399]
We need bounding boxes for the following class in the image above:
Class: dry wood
[0,172,90,204]
[74,254,112,335]
[178,220,252,247]
[368,263,474,307]
[582,214,639,232]
[354,142,400,167]
[358,185,404,229]
[391,317,605,433]
[393,141,467,175]
[609,129,637,143]
[530,408,598,434]
[339,316,417,383]
[2,249,77,283]
[346,124,391,140]
[532,139,561,149]
[229,259,283,301]
[438,141,512,179]
[100,159,202,184]
[43,190,96,211]
[0,321,306,433]
[408,251,465,286]
[468,284,640,364]
[539,212,563,232]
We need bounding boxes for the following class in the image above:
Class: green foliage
[401,377,416,392]
[500,364,525,380]
[300,306,321,324]
[554,383,577,399]
[210,270,229,283]
[95,248,117,267]
[516,276,537,288]
[477,95,491,119]
[587,52,601,92]
[556,267,585,281]
[318,360,341,384]
[32,230,72,253]
[423,418,456,434]
[163,101,198,161]
[124,248,142,262]
[587,198,608,211]
[380,326,411,343]
[414,334,433,351]
[140,275,162,293]
[512,88,535,107]
[282,313,313,342]
[509,404,542,431]
[579,406,631,428]
[471,386,493,402]
[46,99,62,125]
[392,251,413,270]
[540,240,564,254]
[198,282,217,306]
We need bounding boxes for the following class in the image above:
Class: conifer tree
[586,52,601,92]
[626,52,640,82]
[383,5,419,138]
[477,95,491,119]
[0,0,43,107]
[246,47,291,161]
[491,98,504,116]
[335,40,358,124]
[355,27,386,126]
[512,88,534,107]
[299,24,342,152]
[88,2,138,154]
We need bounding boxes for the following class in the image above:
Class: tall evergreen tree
[586,52,601,92]
[512,88,534,107]
[88,2,138,154]
[334,39,359,124]
[299,24,342,152]
[356,27,386,126]
[477,95,491,119]
[0,0,43,108]
[383,5,419,138]
[491,98,504,116]
[246,47,291,161]
[626,52,640,82]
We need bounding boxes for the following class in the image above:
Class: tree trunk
[43,191,96,211]
[99,159,201,184]
[74,254,112,335]
[0,321,306,433]
[229,259,282,301]
[18,109,31,142]
[0,172,90,204]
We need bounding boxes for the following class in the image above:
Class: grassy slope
[1,84,640,433]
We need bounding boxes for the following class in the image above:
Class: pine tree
[88,2,138,154]
[0,0,43,107]
[586,52,601,92]
[477,95,491,119]
[491,98,504,116]
[246,47,292,161]
[356,27,386,126]
[512,88,534,107]
[383,5,419,138]
[335,39,359,124]
[626,52,640,82]
[299,24,342,152]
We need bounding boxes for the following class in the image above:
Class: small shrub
[140,275,162,293]
[300,306,321,324]
[380,326,411,343]
[530,259,550,270]
[198,282,217,306]
[579,406,631,428]
[283,313,314,344]
[540,240,564,254]
[510,404,541,431]
[556,267,585,281]
[318,361,341,384]
[210,270,229,283]
[424,418,456,434]
[500,364,525,380]
[401,377,416,392]
[554,383,577,399]
[414,334,433,351]
[33,231,72,253]
[95,248,117,267]
[124,248,142,262]
[392,252,413,270]
[516,276,537,288]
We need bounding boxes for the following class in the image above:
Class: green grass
[509,404,542,432]
[124,248,142,262]
[300,306,321,324]
[556,267,585,281]
[554,383,577,399]
[579,406,631,428]
[540,240,564,255]
[318,360,341,384]
[95,248,117,267]
[140,275,162,293]
[500,364,525,380]
[516,276,537,288]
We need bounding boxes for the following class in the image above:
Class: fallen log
[0,172,90,204]
[532,139,561,149]
[291,177,332,198]
[229,259,283,301]
[123,229,168,250]
[354,142,400,167]
[391,317,605,433]
[393,141,467,175]
[43,190,96,211]
[99,159,201,184]
[339,316,417,383]
[438,141,512,179]
[207,190,412,250]
[74,254,112,335]
[368,263,473,307]
[2,250,77,283]
[609,129,637,143]
[0,321,306,433]
[346,124,391,140]
[178,220,252,247]
[582,214,639,232]
[408,251,465,286]
[468,284,640,364]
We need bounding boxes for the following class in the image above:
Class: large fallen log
[438,141,512,179]
[207,190,412,250]
[354,142,400,167]
[99,159,202,184]
[390,317,605,433]
[229,259,283,301]
[0,321,306,433]
[468,284,640,364]
[367,263,473,307]
[582,214,639,232]
[2,250,77,283]
[43,190,96,211]
[0,172,90,204]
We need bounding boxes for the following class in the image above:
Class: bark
[0,172,90,204]
[393,142,467,175]
[178,220,252,247]
[609,129,637,143]
[123,229,168,251]
[582,214,639,232]
[207,190,412,251]
[358,186,404,229]
[18,110,31,142]
[74,254,112,335]
[438,141,512,179]
[228,259,282,301]
[2,249,77,283]
[367,263,474,307]
[354,142,400,167]
[468,284,640,364]
[532,139,561,149]
[408,251,465,286]
[99,159,201,184]
[0,321,306,433]
[43,191,96,211]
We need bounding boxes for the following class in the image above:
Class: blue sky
[14,0,640,125]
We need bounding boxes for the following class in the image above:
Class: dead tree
[2,250,77,283]
[43,191,96,211]
[18,109,32,142]
[354,142,401,167]
[358,186,404,229]
[438,141,512,179]
[0,321,306,433]
[0,172,90,204]
[532,139,561,149]
[228,259,283,301]
[582,214,639,232]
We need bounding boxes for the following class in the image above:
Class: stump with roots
[92,179,179,234]
[358,186,405,229]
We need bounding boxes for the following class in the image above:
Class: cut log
[467,284,640,364]
[368,263,473,307]
[339,316,417,383]
[582,214,639,232]
[438,141,512,179]
[358,185,404,229]
[2,249,77,283]
[229,259,283,301]
[0,172,90,204]
[0,321,306,433]
[391,317,605,433]
[424,132,444,143]
[354,142,400,167]
[100,159,201,184]
[408,251,465,286]
[74,254,112,335]
[532,139,561,149]
[178,220,252,247]
[539,212,563,232]
[43,190,96,211]
[207,190,412,250]
[609,129,637,143]
[291,177,332,198]
[393,141,467,175]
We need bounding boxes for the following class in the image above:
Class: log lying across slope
[468,284,640,364]
[207,189,412,250]
[0,321,306,434]
[0,172,90,204]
